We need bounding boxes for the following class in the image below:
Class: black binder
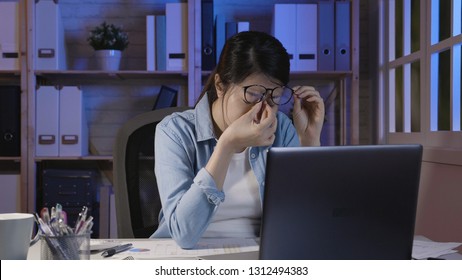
[0,85,21,156]
[201,0,215,70]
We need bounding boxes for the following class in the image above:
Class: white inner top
[203,148,262,238]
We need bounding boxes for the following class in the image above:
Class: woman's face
[213,72,282,131]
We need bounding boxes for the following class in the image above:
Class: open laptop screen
[259,144,422,260]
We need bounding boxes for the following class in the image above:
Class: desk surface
[27,236,461,260]
[28,238,259,260]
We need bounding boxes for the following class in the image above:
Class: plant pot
[94,49,122,71]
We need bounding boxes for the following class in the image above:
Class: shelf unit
[0,0,27,213]
[2,0,359,217]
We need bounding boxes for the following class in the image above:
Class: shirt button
[251,153,256,159]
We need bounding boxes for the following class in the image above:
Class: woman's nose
[262,97,276,107]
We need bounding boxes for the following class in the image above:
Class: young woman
[151,31,325,248]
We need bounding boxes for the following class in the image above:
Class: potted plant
[87,21,129,70]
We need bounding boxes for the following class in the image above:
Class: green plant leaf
[87,21,129,51]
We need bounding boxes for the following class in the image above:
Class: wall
[415,161,462,242]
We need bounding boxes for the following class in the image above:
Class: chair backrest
[113,107,190,238]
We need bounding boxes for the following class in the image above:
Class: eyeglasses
[242,85,294,105]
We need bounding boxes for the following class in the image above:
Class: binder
[201,0,215,70]
[35,0,67,70]
[335,1,351,71]
[36,86,60,156]
[166,3,188,71]
[59,86,88,156]
[146,15,156,71]
[318,0,335,71]
[0,0,20,70]
[273,4,318,71]
[238,22,250,32]
[225,22,237,40]
[215,14,226,63]
[225,21,250,39]
[0,174,20,213]
[296,4,317,71]
[273,4,297,70]
[156,15,166,71]
[0,86,20,156]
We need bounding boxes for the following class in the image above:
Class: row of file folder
[2,1,349,73]
[214,19,250,68]
[202,1,249,70]
[36,86,88,157]
[204,1,350,72]
[0,0,67,71]
[146,3,188,71]
[273,1,350,72]
[273,3,318,71]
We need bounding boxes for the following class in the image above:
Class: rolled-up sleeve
[194,168,225,205]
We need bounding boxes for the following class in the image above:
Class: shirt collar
[194,93,216,142]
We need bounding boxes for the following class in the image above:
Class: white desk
[27,238,259,260]
[27,236,461,260]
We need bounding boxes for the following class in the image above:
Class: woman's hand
[220,101,278,153]
[292,86,325,146]
[208,101,277,190]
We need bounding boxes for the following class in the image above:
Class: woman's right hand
[220,101,278,153]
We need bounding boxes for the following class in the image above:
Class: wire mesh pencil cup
[40,232,90,260]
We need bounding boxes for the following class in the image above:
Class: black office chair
[113,106,190,238]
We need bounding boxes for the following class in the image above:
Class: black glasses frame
[242,84,294,105]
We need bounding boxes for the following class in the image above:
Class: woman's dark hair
[196,31,290,106]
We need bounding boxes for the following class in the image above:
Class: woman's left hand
[292,85,325,146]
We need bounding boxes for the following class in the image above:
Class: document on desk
[412,239,462,259]
[105,238,259,260]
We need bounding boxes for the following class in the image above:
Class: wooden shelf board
[35,155,113,161]
[200,71,353,83]
[0,157,21,162]
[35,70,188,84]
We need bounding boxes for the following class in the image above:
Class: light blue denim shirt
[151,94,300,248]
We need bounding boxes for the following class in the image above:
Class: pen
[101,243,133,257]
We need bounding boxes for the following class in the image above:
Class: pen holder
[40,232,90,260]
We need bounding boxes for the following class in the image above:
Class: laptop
[259,144,423,260]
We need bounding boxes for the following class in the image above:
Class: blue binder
[201,0,215,70]
[318,0,335,71]
[335,1,351,71]
[156,15,166,71]
[225,21,237,40]
[215,14,226,63]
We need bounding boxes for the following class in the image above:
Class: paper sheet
[90,239,122,252]
[412,239,462,259]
